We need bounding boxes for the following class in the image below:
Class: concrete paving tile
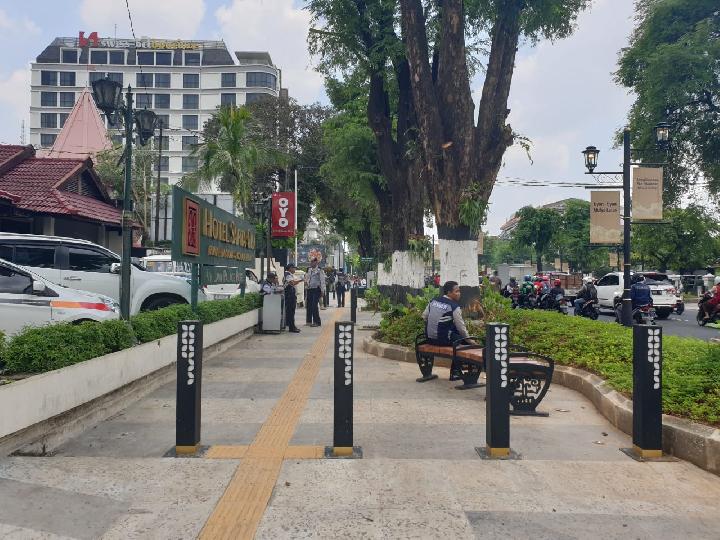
[379,507,475,539]
[0,524,76,539]
[211,356,303,369]
[147,380,290,400]
[112,397,277,425]
[0,477,129,540]
[256,506,382,539]
[202,366,301,383]
[290,422,333,446]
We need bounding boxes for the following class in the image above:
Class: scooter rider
[573,276,597,315]
[504,277,518,297]
[701,276,720,320]
[549,279,565,298]
[630,274,653,310]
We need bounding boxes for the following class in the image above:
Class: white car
[594,271,682,319]
[0,233,204,315]
[0,258,119,335]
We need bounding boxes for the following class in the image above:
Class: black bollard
[331,321,355,457]
[350,287,357,323]
[483,323,512,458]
[631,325,663,458]
[176,320,203,455]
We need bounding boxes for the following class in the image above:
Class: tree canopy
[511,206,562,272]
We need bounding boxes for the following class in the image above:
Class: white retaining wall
[0,309,259,440]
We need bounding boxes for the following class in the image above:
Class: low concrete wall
[0,309,259,441]
[362,335,720,476]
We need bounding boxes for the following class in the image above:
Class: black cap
[287,263,297,269]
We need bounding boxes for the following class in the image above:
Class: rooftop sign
[77,31,202,50]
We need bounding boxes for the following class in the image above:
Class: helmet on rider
[542,276,550,282]
[631,273,645,284]
[554,279,562,286]
[583,276,594,284]
[509,276,517,283]
[523,275,532,282]
[714,276,720,285]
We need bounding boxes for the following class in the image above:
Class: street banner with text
[590,191,622,244]
[171,186,255,267]
[632,167,663,221]
[271,192,296,238]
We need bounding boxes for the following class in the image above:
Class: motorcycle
[615,302,656,325]
[519,291,537,309]
[576,299,600,320]
[697,294,719,326]
[539,292,568,314]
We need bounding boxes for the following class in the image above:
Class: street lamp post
[583,123,669,326]
[92,77,158,320]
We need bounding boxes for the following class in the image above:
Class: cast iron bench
[414,335,555,414]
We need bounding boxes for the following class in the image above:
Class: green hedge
[0,294,261,375]
[377,287,720,426]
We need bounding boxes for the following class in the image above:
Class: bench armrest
[453,336,483,355]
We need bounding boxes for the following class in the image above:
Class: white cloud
[80,0,206,39]
[0,68,31,144]
[215,0,324,104]
[0,9,41,36]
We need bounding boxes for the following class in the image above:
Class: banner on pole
[632,167,663,221]
[271,192,296,238]
[609,251,619,268]
[590,191,622,244]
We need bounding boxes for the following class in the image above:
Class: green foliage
[407,236,433,263]
[551,199,610,274]
[0,330,5,366]
[2,294,262,374]
[512,206,562,271]
[616,0,720,202]
[364,286,382,312]
[459,187,489,233]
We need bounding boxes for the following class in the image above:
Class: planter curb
[361,334,720,476]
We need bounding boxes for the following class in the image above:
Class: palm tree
[181,106,269,215]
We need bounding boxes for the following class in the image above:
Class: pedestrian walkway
[0,305,718,539]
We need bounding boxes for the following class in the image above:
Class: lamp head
[582,146,600,173]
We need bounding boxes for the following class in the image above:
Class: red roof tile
[0,145,26,168]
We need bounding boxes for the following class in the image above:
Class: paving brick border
[361,335,720,476]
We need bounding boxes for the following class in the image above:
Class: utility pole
[154,122,163,245]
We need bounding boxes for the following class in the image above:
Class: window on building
[157,135,169,151]
[90,50,108,64]
[136,73,153,88]
[41,71,57,86]
[245,93,271,104]
[59,113,70,127]
[14,245,56,268]
[61,49,78,63]
[155,155,169,172]
[0,265,33,295]
[183,94,199,109]
[91,72,123,85]
[154,94,170,109]
[68,247,115,272]
[184,52,200,66]
[136,94,152,109]
[137,51,153,65]
[41,113,57,128]
[59,72,76,86]
[182,115,198,130]
[107,72,123,85]
[183,73,199,89]
[155,73,170,88]
[156,114,169,128]
[41,91,57,106]
[59,92,74,107]
[182,135,198,150]
[40,134,57,147]
[246,72,276,89]
[220,93,236,107]
[155,52,172,66]
[182,156,198,172]
[109,50,125,65]
[221,73,236,88]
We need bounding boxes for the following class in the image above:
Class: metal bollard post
[326,321,361,458]
[176,320,203,455]
[350,287,357,323]
[629,325,663,459]
[479,323,513,459]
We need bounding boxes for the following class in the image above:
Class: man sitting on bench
[422,281,476,379]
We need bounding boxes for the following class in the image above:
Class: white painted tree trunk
[376,251,425,289]
[438,239,479,288]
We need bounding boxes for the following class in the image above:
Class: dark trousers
[337,288,345,307]
[285,294,297,330]
[306,287,322,325]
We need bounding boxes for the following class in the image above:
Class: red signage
[78,31,100,47]
[182,198,200,256]
[271,192,296,238]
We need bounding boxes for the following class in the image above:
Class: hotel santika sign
[171,186,255,268]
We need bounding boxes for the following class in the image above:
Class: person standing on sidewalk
[336,269,347,307]
[305,258,325,326]
[284,264,302,333]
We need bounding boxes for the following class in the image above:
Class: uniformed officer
[284,264,302,333]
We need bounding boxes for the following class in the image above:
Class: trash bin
[262,293,285,333]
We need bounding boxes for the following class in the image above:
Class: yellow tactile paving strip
[204,445,325,460]
[199,312,341,540]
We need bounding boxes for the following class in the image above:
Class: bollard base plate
[324,446,363,459]
[620,447,677,462]
[475,447,521,460]
[164,445,208,458]
[510,410,550,417]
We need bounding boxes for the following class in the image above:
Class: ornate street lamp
[90,76,157,319]
[582,146,599,173]
[654,122,670,148]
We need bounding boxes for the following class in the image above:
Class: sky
[0,0,638,234]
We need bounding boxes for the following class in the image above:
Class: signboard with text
[632,167,663,221]
[297,244,326,266]
[271,192,296,238]
[171,186,255,267]
[590,191,622,244]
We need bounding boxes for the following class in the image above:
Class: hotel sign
[171,186,255,267]
[78,31,201,50]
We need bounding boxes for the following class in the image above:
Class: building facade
[30,33,280,188]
